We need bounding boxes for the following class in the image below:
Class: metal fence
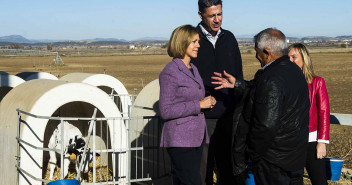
[15,94,171,185]
[0,49,64,65]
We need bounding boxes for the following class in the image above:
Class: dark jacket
[247,55,310,171]
[191,24,243,119]
[231,70,261,175]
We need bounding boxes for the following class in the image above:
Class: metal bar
[151,118,153,177]
[99,119,103,182]
[77,108,97,180]
[106,120,109,183]
[16,113,21,185]
[93,113,96,183]
[135,115,139,179]
[17,137,59,152]
[81,178,131,185]
[130,116,158,120]
[53,148,127,153]
[142,118,144,179]
[110,88,115,102]
[60,120,64,179]
[128,104,132,185]
[17,165,150,185]
[129,177,152,182]
[16,108,130,121]
[119,115,122,181]
[16,166,51,183]
[112,117,116,184]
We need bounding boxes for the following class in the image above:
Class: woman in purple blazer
[159,24,216,185]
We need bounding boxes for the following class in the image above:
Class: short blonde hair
[167,24,199,58]
[288,43,316,84]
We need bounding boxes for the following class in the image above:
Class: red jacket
[308,76,330,142]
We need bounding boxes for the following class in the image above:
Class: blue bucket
[245,163,255,185]
[47,179,81,185]
[325,157,345,181]
[245,169,255,185]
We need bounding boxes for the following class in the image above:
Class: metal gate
[15,96,171,184]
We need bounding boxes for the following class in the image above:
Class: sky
[0,0,351,41]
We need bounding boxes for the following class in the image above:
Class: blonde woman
[288,43,330,185]
[159,24,216,185]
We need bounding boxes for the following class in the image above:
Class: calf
[48,121,99,179]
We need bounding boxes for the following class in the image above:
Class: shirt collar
[262,60,275,70]
[199,24,221,48]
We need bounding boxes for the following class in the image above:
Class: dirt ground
[1,50,352,184]
[317,124,352,184]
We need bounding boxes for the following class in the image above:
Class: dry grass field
[1,49,352,184]
[1,50,351,114]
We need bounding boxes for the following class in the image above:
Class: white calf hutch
[0,79,128,184]
[0,73,25,102]
[0,76,171,185]
[59,73,131,118]
[16,72,59,81]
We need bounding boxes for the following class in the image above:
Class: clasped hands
[200,95,216,109]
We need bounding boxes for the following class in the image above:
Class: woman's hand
[317,142,327,159]
[200,96,216,109]
[211,70,236,90]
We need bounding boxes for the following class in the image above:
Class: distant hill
[0,34,350,46]
[287,37,301,42]
[87,41,130,46]
[134,37,168,41]
[129,37,168,45]
[335,35,352,40]
[0,35,33,43]
[31,39,61,43]
[0,35,129,44]
[88,38,128,42]
[301,36,333,42]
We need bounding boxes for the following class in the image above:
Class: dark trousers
[306,142,328,185]
[201,118,217,185]
[200,114,235,185]
[167,143,204,185]
[252,159,304,185]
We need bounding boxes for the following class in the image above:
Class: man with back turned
[212,28,310,185]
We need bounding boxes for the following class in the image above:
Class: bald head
[254,28,287,57]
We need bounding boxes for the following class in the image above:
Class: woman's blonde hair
[288,43,316,83]
[167,24,199,58]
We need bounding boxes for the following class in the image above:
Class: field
[1,49,351,114]
[1,48,352,184]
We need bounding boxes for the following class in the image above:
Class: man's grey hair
[254,28,288,56]
[198,0,222,14]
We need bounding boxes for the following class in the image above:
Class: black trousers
[306,142,328,185]
[167,143,204,185]
[200,114,235,185]
[252,159,304,185]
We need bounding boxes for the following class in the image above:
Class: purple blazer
[159,58,209,147]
